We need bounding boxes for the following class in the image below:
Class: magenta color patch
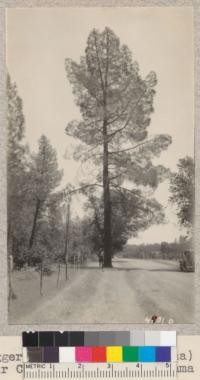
[75,347,92,362]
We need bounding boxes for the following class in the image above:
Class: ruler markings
[23,364,177,379]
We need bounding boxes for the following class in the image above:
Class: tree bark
[103,119,112,267]
[64,200,70,280]
[7,229,16,306]
[56,263,61,288]
[29,199,41,249]
[40,260,43,296]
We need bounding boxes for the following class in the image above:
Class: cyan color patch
[139,346,156,362]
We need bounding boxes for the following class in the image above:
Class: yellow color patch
[106,346,122,362]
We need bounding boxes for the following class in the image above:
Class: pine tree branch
[64,182,103,197]
[110,182,141,197]
[94,32,105,96]
[108,138,154,155]
[107,88,148,139]
[106,96,133,128]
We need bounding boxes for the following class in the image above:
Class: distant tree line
[122,237,191,260]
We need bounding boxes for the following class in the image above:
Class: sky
[6,7,194,244]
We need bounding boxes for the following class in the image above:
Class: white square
[160,331,176,346]
[145,331,160,346]
[23,348,28,363]
[171,347,177,362]
[59,347,75,363]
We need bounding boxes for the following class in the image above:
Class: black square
[55,332,69,347]
[22,332,38,347]
[39,332,54,347]
[69,332,84,346]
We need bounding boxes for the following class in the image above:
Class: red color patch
[92,347,106,362]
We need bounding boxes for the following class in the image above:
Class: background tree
[7,74,30,299]
[28,135,63,249]
[7,74,29,254]
[169,156,194,233]
[85,188,165,256]
[65,27,172,266]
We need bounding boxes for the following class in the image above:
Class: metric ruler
[23,362,177,379]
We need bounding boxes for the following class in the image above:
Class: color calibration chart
[22,331,177,379]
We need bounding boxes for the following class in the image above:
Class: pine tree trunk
[64,200,70,280]
[40,260,43,296]
[29,199,41,249]
[103,120,112,268]
[7,229,16,306]
[56,263,61,288]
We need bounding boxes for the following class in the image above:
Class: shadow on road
[76,265,181,272]
[148,268,180,272]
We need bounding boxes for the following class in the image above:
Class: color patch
[91,347,106,362]
[84,332,99,346]
[27,347,43,362]
[139,347,156,362]
[22,332,38,347]
[130,331,145,346]
[156,347,171,362]
[145,331,160,346]
[59,347,75,363]
[99,332,116,346]
[75,347,92,362]
[55,332,69,347]
[106,346,122,363]
[160,331,176,346]
[43,347,59,363]
[115,332,130,346]
[123,346,139,362]
[69,332,84,346]
[39,332,54,347]
[171,347,177,362]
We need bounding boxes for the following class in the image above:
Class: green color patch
[123,346,139,362]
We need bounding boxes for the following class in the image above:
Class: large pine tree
[65,28,172,267]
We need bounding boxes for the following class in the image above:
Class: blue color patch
[156,347,171,362]
[139,347,156,362]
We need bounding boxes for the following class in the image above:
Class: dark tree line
[7,75,66,297]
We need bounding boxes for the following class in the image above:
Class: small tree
[29,135,63,249]
[169,156,194,234]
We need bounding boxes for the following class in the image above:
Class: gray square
[145,331,160,346]
[99,332,116,346]
[84,332,99,346]
[115,332,130,346]
[130,331,145,346]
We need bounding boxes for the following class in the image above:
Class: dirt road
[10,258,194,324]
